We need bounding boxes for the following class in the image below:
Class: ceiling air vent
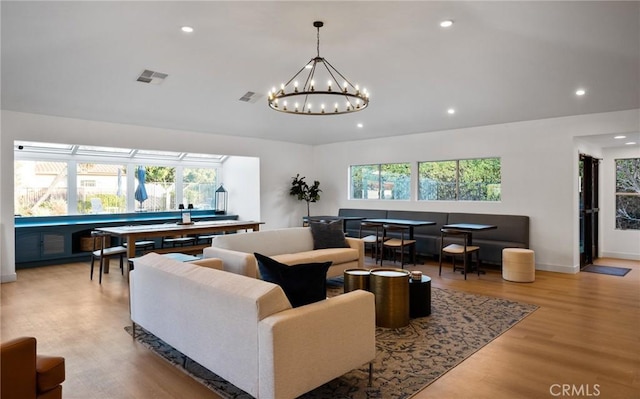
[137,69,168,85]
[239,91,263,104]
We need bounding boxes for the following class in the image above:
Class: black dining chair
[359,221,386,263]
[380,224,416,268]
[439,228,481,280]
[90,231,127,284]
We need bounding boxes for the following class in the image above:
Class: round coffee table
[343,269,371,293]
[370,268,410,328]
[409,275,431,317]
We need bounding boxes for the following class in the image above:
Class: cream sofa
[202,227,364,278]
[130,253,376,399]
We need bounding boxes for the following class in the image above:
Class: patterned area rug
[125,281,538,399]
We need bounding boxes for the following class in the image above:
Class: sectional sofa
[338,208,530,266]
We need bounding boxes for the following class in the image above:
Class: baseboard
[600,251,640,261]
[535,262,580,274]
[1,273,17,283]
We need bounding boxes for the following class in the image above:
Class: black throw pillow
[309,220,349,249]
[254,252,332,308]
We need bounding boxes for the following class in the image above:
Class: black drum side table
[409,275,431,317]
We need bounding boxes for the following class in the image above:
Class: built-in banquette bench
[338,208,529,266]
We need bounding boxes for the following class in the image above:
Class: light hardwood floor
[2,256,638,399]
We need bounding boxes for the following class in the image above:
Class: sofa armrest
[1,336,37,399]
[203,247,257,278]
[345,237,365,269]
[258,290,375,399]
[187,258,223,270]
[36,354,65,394]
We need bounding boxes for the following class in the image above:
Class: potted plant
[289,174,321,217]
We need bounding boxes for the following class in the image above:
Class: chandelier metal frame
[267,21,369,115]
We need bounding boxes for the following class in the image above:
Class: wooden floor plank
[1,256,638,398]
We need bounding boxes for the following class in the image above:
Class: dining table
[96,220,262,277]
[441,223,497,245]
[362,218,436,264]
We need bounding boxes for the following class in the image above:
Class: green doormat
[581,265,631,276]
[125,286,537,399]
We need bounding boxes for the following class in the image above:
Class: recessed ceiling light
[447,108,456,115]
[575,88,586,96]
[181,26,194,33]
[625,142,637,145]
[440,20,454,28]
[357,123,364,128]
[614,135,627,139]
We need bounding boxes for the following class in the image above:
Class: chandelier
[267,21,369,115]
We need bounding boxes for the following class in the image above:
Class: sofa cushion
[273,248,359,266]
[254,253,332,308]
[309,220,348,249]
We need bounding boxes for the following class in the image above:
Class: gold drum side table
[370,268,410,328]
[344,269,371,293]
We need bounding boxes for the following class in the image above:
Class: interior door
[579,154,599,267]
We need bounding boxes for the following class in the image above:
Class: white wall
[0,110,314,282]
[600,146,640,260]
[2,109,639,281]
[312,110,640,273]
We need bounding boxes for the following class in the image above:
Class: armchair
[1,336,65,399]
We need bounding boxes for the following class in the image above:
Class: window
[615,158,640,230]
[15,141,222,216]
[77,163,125,214]
[350,163,410,200]
[183,167,217,210]
[418,157,501,201]
[15,160,68,216]
[140,166,176,212]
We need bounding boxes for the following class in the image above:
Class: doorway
[579,154,600,267]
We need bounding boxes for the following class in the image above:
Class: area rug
[582,264,631,276]
[125,283,538,399]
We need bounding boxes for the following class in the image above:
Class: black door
[579,154,599,267]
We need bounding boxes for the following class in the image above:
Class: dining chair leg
[438,253,443,276]
[463,253,467,280]
[99,257,104,284]
[90,257,95,281]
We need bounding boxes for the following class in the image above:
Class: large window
[615,158,640,230]
[350,163,410,200]
[14,141,223,216]
[15,160,68,216]
[183,167,217,210]
[77,163,126,214]
[418,157,501,201]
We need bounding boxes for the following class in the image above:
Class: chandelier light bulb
[295,102,299,112]
[294,81,299,93]
[310,80,315,91]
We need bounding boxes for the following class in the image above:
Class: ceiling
[2,1,639,146]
